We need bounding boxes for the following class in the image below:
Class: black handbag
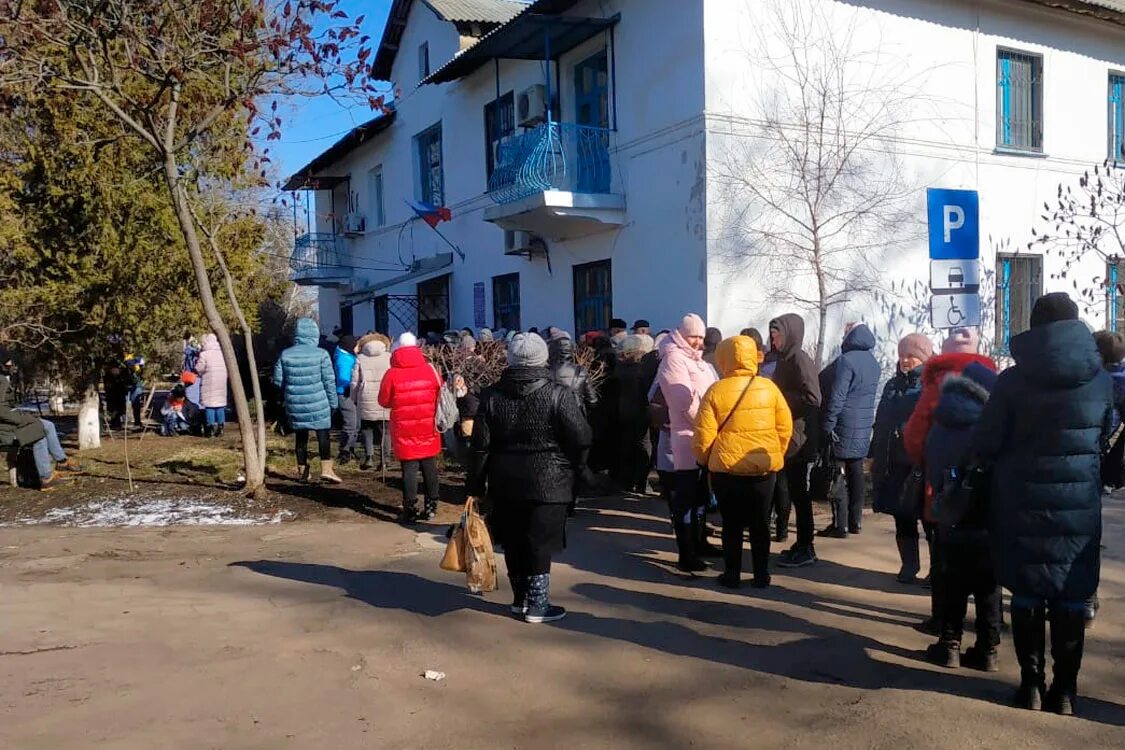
[809,445,842,499]
[932,465,990,527]
[897,467,926,518]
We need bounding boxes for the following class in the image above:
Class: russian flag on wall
[408,199,452,228]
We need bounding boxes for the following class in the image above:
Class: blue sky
[268,1,395,189]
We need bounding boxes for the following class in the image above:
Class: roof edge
[1016,0,1125,26]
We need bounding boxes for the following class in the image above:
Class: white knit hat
[394,332,418,351]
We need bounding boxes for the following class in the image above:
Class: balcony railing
[290,233,350,274]
[488,121,612,204]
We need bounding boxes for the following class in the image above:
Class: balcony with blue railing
[289,233,354,287]
[484,120,626,241]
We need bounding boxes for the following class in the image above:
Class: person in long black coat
[469,334,591,624]
[972,293,1112,716]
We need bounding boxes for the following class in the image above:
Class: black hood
[498,366,553,398]
[548,337,575,367]
[769,313,806,358]
[1010,319,1102,389]
[933,374,989,429]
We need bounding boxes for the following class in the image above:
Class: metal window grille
[573,260,612,336]
[997,50,1043,151]
[1108,261,1125,332]
[374,296,389,334]
[369,165,385,227]
[492,273,521,331]
[1111,74,1125,163]
[419,42,430,80]
[415,124,444,206]
[996,255,1043,351]
[484,92,515,181]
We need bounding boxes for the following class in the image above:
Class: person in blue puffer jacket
[273,318,341,484]
[922,362,1001,674]
[818,322,880,538]
[333,334,359,464]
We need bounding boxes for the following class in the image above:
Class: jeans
[360,420,386,462]
[295,429,331,465]
[937,538,1002,647]
[204,407,225,426]
[31,419,67,479]
[161,413,192,436]
[337,397,359,453]
[777,458,813,546]
[831,458,866,532]
[402,457,439,508]
[713,472,777,583]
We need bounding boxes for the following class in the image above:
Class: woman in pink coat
[194,333,228,437]
[655,313,718,571]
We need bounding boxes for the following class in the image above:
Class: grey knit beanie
[507,333,549,368]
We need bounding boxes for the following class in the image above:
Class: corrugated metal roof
[422,0,529,24]
[281,110,397,190]
[1019,0,1125,24]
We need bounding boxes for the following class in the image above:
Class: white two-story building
[285,0,1125,355]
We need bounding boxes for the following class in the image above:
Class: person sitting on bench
[1,348,80,489]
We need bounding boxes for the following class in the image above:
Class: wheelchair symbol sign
[930,293,980,329]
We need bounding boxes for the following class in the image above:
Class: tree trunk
[161,155,264,495]
[77,385,101,450]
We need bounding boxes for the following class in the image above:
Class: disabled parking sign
[927,188,981,328]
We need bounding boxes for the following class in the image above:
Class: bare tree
[711,1,924,366]
[1031,159,1125,316]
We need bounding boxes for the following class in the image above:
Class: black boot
[203,424,214,438]
[399,500,418,526]
[1011,606,1047,711]
[508,575,528,616]
[896,537,921,583]
[423,497,438,522]
[524,574,565,623]
[1046,605,1086,716]
[696,514,722,558]
[215,423,224,438]
[673,521,706,572]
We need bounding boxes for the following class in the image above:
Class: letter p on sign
[928,188,979,261]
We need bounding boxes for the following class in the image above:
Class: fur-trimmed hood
[933,373,991,429]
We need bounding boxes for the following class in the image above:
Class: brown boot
[320,459,343,484]
[297,464,311,483]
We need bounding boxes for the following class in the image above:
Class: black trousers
[401,456,439,506]
[618,420,652,492]
[894,513,936,542]
[294,428,331,464]
[713,472,777,582]
[831,458,866,531]
[500,504,568,577]
[670,468,705,523]
[776,457,813,545]
[937,537,1002,647]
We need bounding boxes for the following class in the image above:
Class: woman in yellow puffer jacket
[694,335,793,589]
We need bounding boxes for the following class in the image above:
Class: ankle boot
[320,459,343,484]
[1011,606,1047,711]
[673,521,706,572]
[524,574,565,623]
[203,424,214,438]
[1046,605,1086,716]
[508,575,528,616]
[297,464,311,483]
[896,537,921,583]
[696,514,722,558]
[423,497,438,521]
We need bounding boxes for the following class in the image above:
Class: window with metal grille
[1111,73,1125,163]
[374,296,389,335]
[996,49,1043,152]
[1107,260,1125,332]
[368,165,385,228]
[573,260,613,336]
[492,273,520,331]
[484,92,515,181]
[996,255,1043,351]
[418,42,430,81]
[339,303,354,337]
[414,123,443,206]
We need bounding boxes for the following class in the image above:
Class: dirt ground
[2,483,1123,749]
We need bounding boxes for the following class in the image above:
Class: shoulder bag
[702,376,755,465]
[431,365,459,433]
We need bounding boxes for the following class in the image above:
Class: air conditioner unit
[517,84,547,127]
[344,212,366,235]
[505,230,547,258]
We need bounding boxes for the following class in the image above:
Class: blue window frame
[492,273,520,331]
[1111,73,1125,163]
[997,49,1043,152]
[1108,261,1125,332]
[996,255,1043,351]
[573,260,612,336]
[415,123,443,206]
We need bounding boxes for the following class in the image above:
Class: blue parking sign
[927,188,979,260]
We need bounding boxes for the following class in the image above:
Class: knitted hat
[704,327,723,349]
[961,361,998,393]
[549,328,572,342]
[898,333,935,362]
[632,319,650,330]
[621,334,655,359]
[338,334,356,353]
[507,332,549,368]
[395,332,418,350]
[1030,292,1079,329]
[941,327,979,354]
[1094,330,1125,365]
[679,313,706,338]
[479,328,494,342]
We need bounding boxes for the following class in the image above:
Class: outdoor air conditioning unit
[505,230,547,258]
[517,84,547,127]
[344,212,367,235]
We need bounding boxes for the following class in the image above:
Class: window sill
[993,146,1048,159]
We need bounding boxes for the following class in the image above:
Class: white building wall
[703,0,1125,359]
[309,0,708,337]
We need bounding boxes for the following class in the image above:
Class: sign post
[927,188,981,329]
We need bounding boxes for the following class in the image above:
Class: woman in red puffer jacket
[379,333,442,524]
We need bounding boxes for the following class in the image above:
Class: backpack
[431,366,459,433]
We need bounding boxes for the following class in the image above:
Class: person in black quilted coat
[972,293,1112,716]
[468,333,591,624]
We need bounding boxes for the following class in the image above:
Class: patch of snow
[6,491,293,528]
